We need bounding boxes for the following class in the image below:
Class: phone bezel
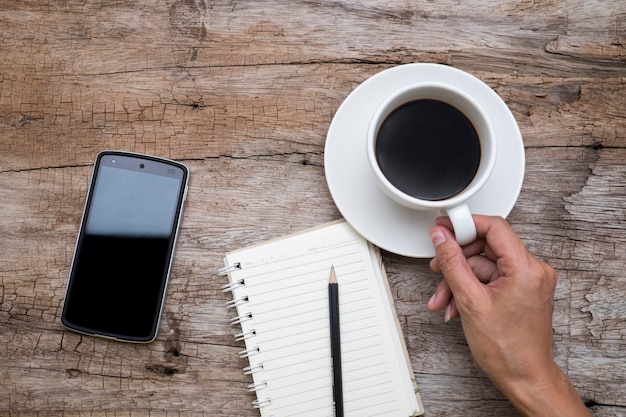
[60,150,189,343]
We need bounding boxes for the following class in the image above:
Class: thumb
[430,225,482,301]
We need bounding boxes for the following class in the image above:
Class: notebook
[219,220,424,417]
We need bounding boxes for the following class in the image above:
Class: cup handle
[445,204,477,246]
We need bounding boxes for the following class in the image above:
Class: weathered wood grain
[1,0,625,416]
[1,1,625,171]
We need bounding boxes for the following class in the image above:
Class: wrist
[499,362,591,417]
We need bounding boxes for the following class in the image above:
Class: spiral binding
[248,381,268,392]
[243,364,264,375]
[230,312,253,325]
[217,262,241,276]
[221,262,272,409]
[252,398,271,409]
[221,278,245,292]
[239,346,260,358]
[225,296,249,309]
[235,329,256,341]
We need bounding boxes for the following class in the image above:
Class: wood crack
[211,151,324,168]
[0,163,93,175]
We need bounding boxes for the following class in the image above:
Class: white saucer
[324,63,525,258]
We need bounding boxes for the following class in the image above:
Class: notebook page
[368,244,422,413]
[225,221,420,417]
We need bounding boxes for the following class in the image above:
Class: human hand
[427,215,590,417]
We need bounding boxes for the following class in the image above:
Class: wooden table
[1,1,625,415]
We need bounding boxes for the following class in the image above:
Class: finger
[427,278,453,312]
[434,216,454,229]
[459,238,487,260]
[434,216,485,257]
[438,215,529,270]
[466,255,499,283]
[430,242,485,273]
[430,225,483,302]
[472,215,528,265]
[444,298,459,322]
[437,214,521,250]
[429,256,442,273]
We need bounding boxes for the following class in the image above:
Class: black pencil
[328,265,344,417]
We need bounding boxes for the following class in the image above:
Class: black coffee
[375,99,481,201]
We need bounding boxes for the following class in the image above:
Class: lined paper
[224,221,421,417]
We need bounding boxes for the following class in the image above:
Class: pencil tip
[329,265,337,284]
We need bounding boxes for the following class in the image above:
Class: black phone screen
[61,152,188,342]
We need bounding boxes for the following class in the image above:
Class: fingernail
[427,292,437,308]
[444,302,453,323]
[431,229,446,247]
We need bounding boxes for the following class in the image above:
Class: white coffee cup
[366,81,497,246]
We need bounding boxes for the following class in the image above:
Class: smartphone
[61,151,189,342]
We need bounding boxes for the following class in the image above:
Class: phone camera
[140,163,145,169]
